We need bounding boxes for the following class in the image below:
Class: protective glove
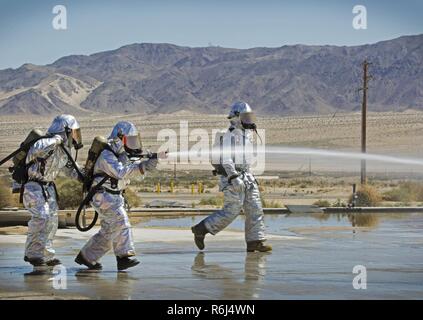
[140,157,158,173]
[230,175,244,193]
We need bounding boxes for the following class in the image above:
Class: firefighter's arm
[26,135,63,163]
[97,150,141,180]
[221,131,238,177]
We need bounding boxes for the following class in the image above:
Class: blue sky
[0,0,422,69]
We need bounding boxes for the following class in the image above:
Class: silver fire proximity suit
[80,134,157,265]
[203,125,266,242]
[24,115,82,262]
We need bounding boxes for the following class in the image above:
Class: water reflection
[191,252,269,299]
[23,272,56,296]
[139,211,388,236]
[74,269,136,299]
[311,212,380,228]
[347,213,380,228]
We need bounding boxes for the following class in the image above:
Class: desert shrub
[0,181,10,208]
[56,177,83,210]
[288,179,301,187]
[332,198,347,207]
[203,180,218,188]
[57,177,142,210]
[349,185,381,207]
[337,180,346,186]
[263,200,283,208]
[124,187,141,208]
[260,196,283,208]
[199,194,224,207]
[383,182,423,202]
[383,187,411,202]
[313,199,331,207]
[416,184,423,201]
[0,178,20,208]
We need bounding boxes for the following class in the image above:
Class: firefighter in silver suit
[191,102,272,252]
[24,114,83,267]
[75,121,162,271]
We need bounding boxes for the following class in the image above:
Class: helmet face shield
[125,134,142,150]
[123,134,143,156]
[240,112,257,130]
[71,128,83,149]
[108,121,143,156]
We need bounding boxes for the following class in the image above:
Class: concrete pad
[0,214,422,299]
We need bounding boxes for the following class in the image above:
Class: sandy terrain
[1,110,423,163]
[1,111,423,209]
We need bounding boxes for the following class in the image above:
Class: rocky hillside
[0,34,422,115]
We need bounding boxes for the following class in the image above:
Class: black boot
[246,240,272,252]
[24,256,46,267]
[46,258,62,267]
[75,252,103,270]
[116,256,140,271]
[191,221,209,250]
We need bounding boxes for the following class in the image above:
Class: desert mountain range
[0,34,421,116]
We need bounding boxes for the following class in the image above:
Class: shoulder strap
[88,146,120,191]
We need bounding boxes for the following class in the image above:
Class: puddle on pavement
[1,212,422,299]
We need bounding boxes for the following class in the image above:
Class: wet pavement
[0,213,422,299]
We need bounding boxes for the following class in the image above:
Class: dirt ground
[0,226,28,235]
[1,110,423,161]
[1,111,423,208]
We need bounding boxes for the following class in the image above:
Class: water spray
[264,146,423,167]
[166,146,423,167]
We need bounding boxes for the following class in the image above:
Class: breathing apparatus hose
[74,152,160,232]
[75,176,109,232]
[60,144,85,181]
[60,143,100,232]
[254,128,263,144]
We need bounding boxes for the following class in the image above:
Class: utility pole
[360,60,371,185]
